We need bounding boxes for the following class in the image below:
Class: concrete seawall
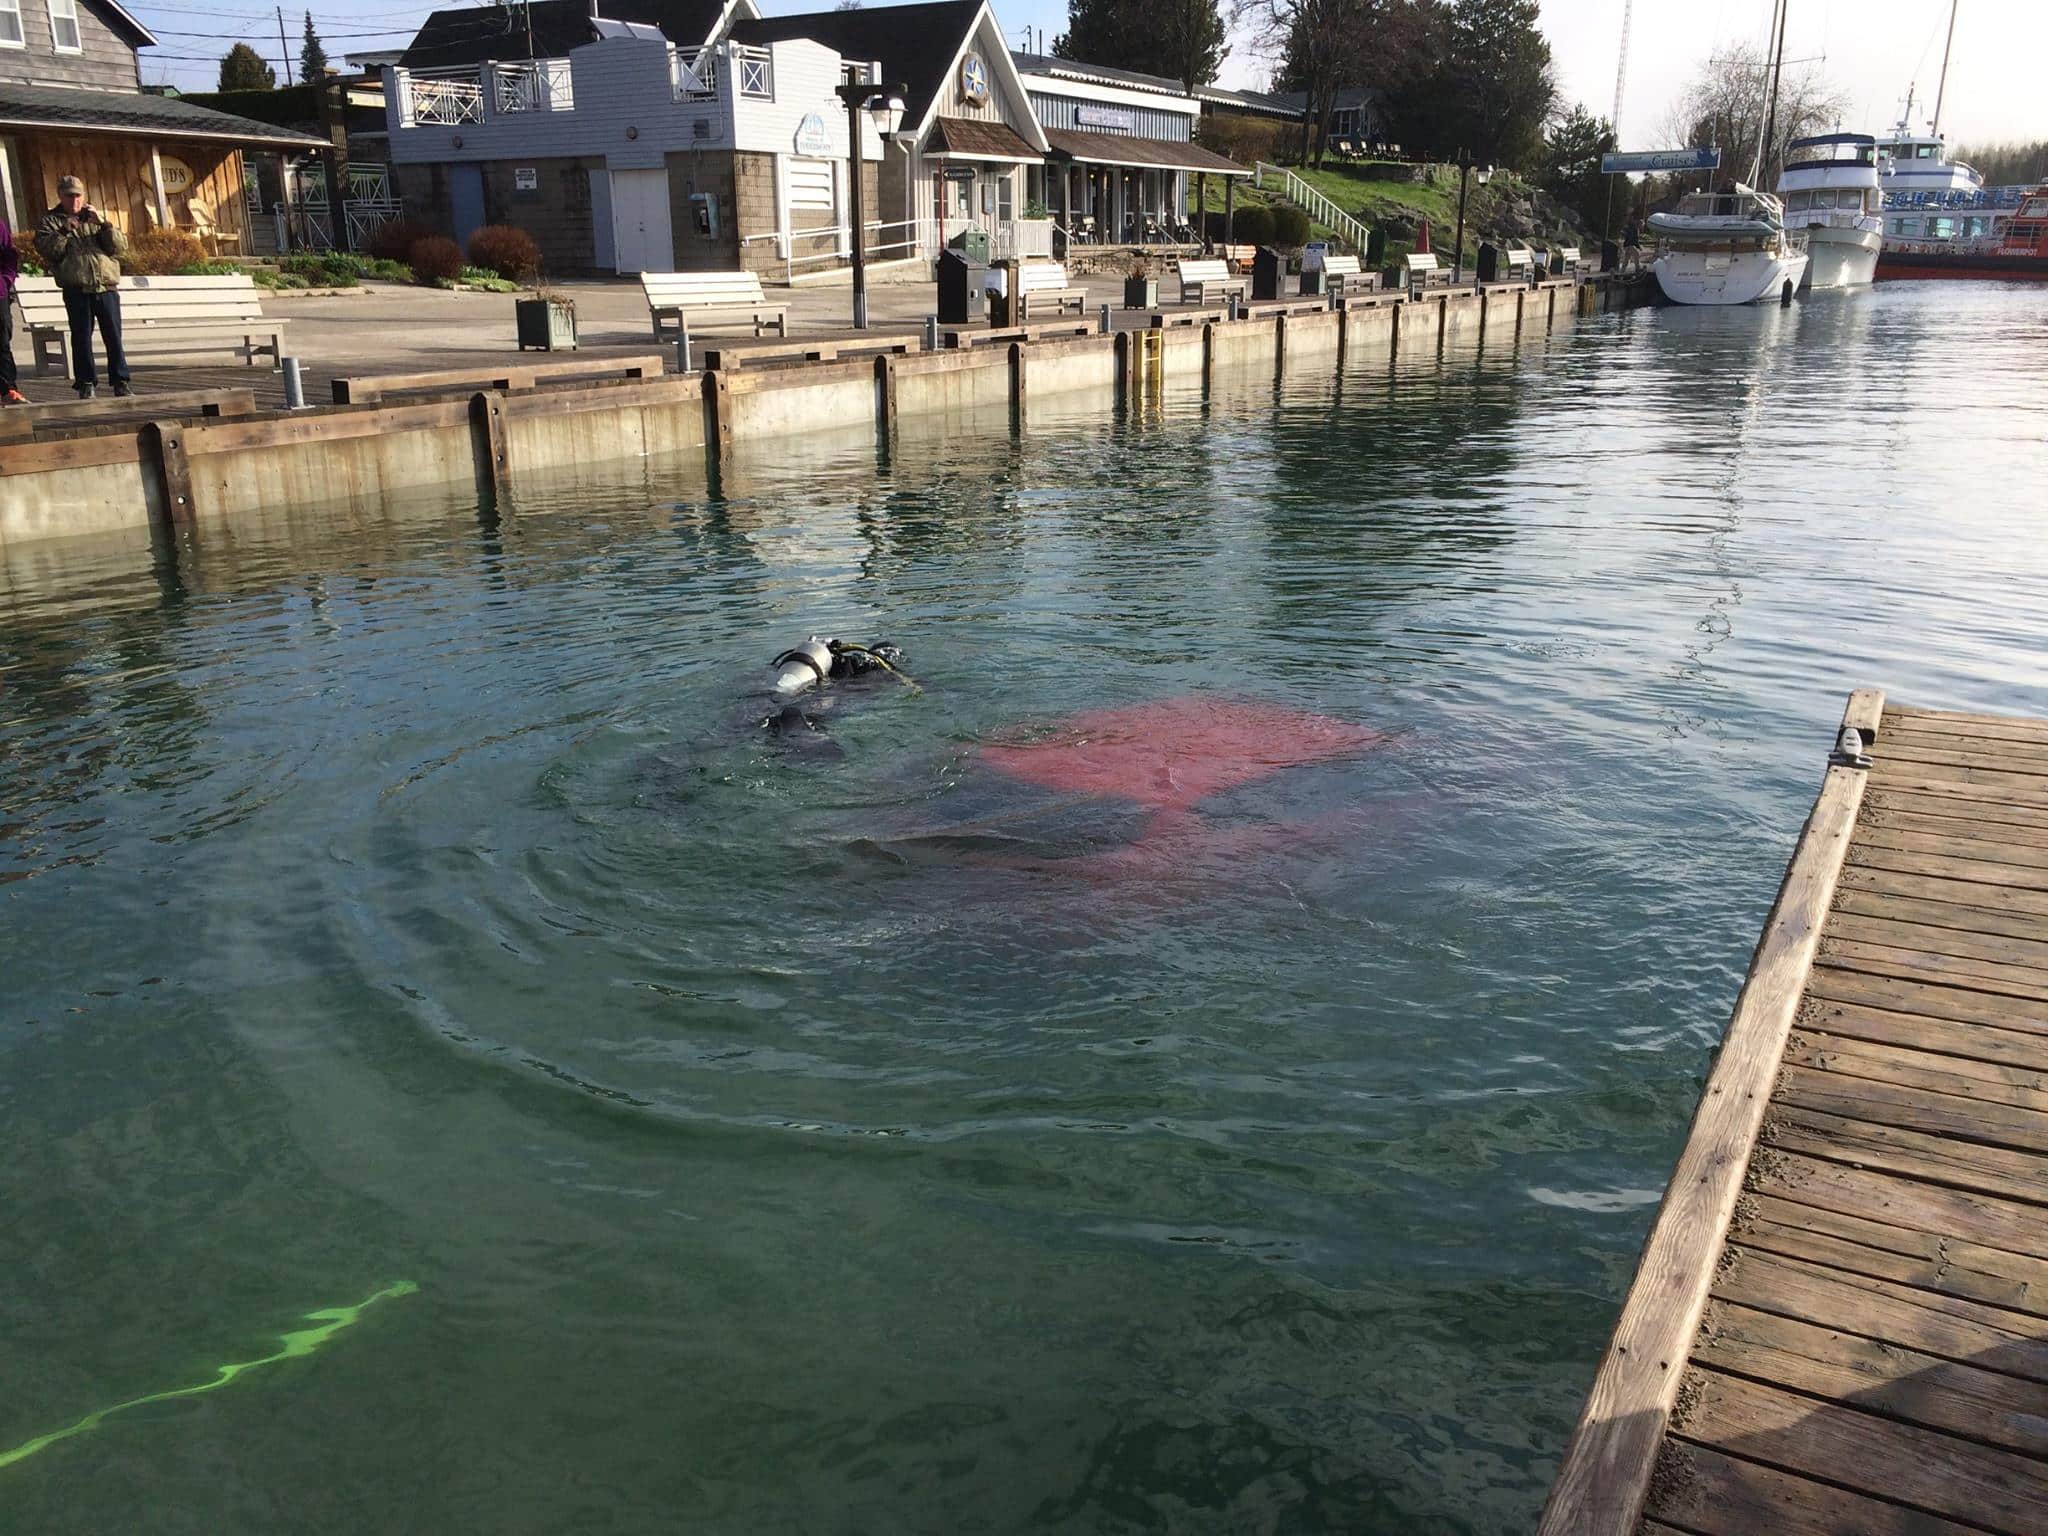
[0,278,1645,551]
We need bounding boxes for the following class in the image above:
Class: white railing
[672,46,717,100]
[346,164,392,201]
[344,198,405,252]
[409,69,485,126]
[740,219,918,283]
[734,44,771,100]
[495,57,573,114]
[912,216,1052,260]
[1254,161,1370,252]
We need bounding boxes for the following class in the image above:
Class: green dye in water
[0,1280,419,1471]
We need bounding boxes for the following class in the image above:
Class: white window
[0,0,24,48]
[48,0,81,52]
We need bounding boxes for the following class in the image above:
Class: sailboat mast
[1751,0,1790,186]
[1931,0,1958,138]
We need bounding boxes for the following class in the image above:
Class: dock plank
[1544,696,2048,1535]
[1671,1369,2048,1532]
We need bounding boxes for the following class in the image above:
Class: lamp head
[868,91,906,138]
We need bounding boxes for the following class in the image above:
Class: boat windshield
[1675,191,1781,219]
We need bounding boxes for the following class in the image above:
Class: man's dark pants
[0,296,17,394]
[62,287,129,390]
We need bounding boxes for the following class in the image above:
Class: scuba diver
[762,636,916,752]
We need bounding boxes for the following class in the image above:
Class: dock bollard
[282,356,305,410]
[924,313,939,351]
[1098,302,1111,336]
[675,316,692,374]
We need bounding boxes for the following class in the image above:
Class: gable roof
[398,0,728,69]
[0,82,328,147]
[728,0,983,132]
[96,0,157,48]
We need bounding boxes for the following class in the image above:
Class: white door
[609,168,673,274]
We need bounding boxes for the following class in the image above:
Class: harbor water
[3,283,2045,1533]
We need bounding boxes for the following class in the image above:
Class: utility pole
[276,5,291,87]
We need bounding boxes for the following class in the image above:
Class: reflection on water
[2,283,2045,1534]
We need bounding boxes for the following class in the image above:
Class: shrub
[466,223,540,282]
[125,227,207,276]
[407,235,465,283]
[1199,114,1294,168]
[1270,205,1311,247]
[1230,205,1274,246]
[368,216,434,263]
[454,266,520,292]
[363,257,412,282]
[18,251,47,276]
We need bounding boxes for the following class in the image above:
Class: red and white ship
[1877,183,2048,280]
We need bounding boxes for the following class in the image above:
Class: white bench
[1014,261,1086,322]
[15,274,288,374]
[1502,246,1535,283]
[1402,252,1452,296]
[1323,253,1373,295]
[1219,243,1257,273]
[641,271,789,342]
[1557,245,1583,276]
[1176,257,1248,305]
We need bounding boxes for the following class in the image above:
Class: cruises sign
[1601,148,1722,173]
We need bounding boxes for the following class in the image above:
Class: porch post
[1225,175,1235,245]
[148,143,170,227]
[1196,171,1206,247]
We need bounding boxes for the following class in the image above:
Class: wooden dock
[1541,689,2048,1536]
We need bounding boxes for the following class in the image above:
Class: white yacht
[1777,133,1883,287]
[1649,184,1810,305]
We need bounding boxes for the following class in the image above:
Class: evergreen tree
[299,11,329,83]
[1054,0,1225,93]
[218,41,277,91]
[1538,104,1618,238]
[1443,0,1554,170]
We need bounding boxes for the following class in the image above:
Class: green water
[3,284,2045,1533]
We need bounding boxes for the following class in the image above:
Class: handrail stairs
[1254,161,1370,253]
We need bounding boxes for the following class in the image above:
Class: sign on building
[1600,148,1722,174]
[1075,105,1135,132]
[794,113,830,156]
[513,166,539,191]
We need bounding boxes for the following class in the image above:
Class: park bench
[1013,261,1087,322]
[15,274,287,375]
[1502,246,1536,284]
[641,271,789,342]
[1175,257,1248,305]
[330,353,668,404]
[1219,243,1257,273]
[1322,253,1374,295]
[1554,245,1583,278]
[1402,252,1454,297]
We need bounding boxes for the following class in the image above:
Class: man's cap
[57,175,85,195]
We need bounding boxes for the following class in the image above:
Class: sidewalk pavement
[2,272,1170,409]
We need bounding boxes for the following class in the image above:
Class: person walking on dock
[36,176,130,400]
[1622,213,1643,274]
[0,214,24,405]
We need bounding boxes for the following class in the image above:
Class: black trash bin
[1600,238,1621,272]
[1299,266,1326,297]
[1476,242,1501,283]
[936,249,987,326]
[1252,245,1283,301]
[1365,227,1386,267]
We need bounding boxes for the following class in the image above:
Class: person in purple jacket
[0,215,24,404]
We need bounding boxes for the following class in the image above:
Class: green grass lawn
[1200,159,1543,266]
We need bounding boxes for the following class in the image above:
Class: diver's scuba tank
[772,637,836,696]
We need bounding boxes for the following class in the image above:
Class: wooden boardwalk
[1541,689,2048,1536]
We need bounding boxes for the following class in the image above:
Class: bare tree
[1657,42,1850,189]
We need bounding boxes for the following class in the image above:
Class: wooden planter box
[1123,277,1158,309]
[515,298,578,351]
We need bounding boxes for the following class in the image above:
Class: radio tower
[1611,0,1633,137]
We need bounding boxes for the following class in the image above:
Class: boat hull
[1875,249,2048,281]
[1653,250,1809,305]
[1799,226,1881,288]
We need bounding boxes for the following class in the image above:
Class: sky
[130,0,2047,150]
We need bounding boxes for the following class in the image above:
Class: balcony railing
[496,57,573,114]
[672,46,717,101]
[734,44,771,99]
[408,68,485,125]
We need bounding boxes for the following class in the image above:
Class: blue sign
[1600,148,1722,174]
[1881,186,2025,211]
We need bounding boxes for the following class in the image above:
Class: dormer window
[48,0,81,52]
[0,0,25,48]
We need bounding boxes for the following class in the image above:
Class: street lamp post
[1451,149,1492,283]
[835,74,908,330]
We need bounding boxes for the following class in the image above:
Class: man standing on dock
[35,176,130,401]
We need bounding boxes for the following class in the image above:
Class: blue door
[448,164,485,250]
